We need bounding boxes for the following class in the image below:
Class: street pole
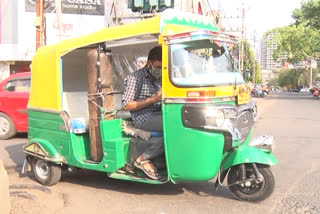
[56,0,62,41]
[253,33,256,83]
[36,0,44,50]
[310,58,313,87]
[241,8,245,75]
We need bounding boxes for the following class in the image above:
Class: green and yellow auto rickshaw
[22,9,278,202]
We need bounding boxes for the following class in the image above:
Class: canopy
[29,9,219,110]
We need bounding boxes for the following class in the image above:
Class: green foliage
[271,24,320,63]
[268,0,320,63]
[266,0,320,87]
[275,68,309,87]
[254,63,263,83]
[232,40,263,82]
[293,0,320,29]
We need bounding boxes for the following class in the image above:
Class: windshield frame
[168,39,242,88]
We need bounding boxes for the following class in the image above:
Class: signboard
[25,0,105,16]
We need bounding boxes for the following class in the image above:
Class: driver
[122,46,163,180]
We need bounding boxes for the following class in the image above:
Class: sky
[209,0,304,45]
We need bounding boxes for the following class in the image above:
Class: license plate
[237,90,250,104]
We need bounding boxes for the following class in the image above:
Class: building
[0,0,106,80]
[260,31,285,72]
[0,0,221,80]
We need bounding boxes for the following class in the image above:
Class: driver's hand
[153,90,162,102]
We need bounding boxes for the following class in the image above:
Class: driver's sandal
[134,160,161,180]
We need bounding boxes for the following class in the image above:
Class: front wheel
[227,164,275,202]
[31,158,62,186]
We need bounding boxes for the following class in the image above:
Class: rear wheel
[227,164,275,202]
[0,113,16,140]
[31,158,62,186]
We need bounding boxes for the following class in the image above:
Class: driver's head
[147,46,162,79]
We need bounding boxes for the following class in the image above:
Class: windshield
[170,39,243,87]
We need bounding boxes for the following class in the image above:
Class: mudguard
[23,139,64,163]
[222,145,278,170]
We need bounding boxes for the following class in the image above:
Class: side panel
[223,145,278,170]
[163,104,225,182]
[28,110,71,161]
[28,110,131,173]
[100,119,131,172]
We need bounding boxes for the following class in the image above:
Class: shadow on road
[5,142,26,172]
[57,169,234,200]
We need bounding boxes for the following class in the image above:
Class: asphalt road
[1,92,320,214]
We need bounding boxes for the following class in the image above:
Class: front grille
[236,110,254,142]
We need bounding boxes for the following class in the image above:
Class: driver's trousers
[139,115,164,161]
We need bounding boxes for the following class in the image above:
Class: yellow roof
[29,10,219,110]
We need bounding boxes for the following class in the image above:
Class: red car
[0,72,31,139]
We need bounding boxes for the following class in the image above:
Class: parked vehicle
[310,86,318,94]
[0,72,31,139]
[251,84,268,97]
[288,87,301,92]
[313,88,319,98]
[21,10,277,202]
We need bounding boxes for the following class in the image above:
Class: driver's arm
[124,92,161,111]
[122,75,161,111]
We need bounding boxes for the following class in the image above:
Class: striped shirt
[122,67,162,128]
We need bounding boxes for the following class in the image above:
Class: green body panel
[163,104,225,182]
[28,138,61,158]
[28,110,131,173]
[223,145,279,170]
[100,119,131,172]
[28,110,70,159]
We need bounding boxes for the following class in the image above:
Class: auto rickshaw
[22,9,278,202]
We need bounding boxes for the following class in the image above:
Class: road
[1,92,320,214]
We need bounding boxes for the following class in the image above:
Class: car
[0,72,31,139]
[300,87,310,93]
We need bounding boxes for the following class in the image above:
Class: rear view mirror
[212,46,225,57]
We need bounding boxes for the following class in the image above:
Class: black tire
[31,158,62,186]
[0,112,16,140]
[227,164,275,202]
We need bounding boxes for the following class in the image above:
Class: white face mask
[149,64,162,79]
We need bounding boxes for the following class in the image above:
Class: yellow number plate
[237,91,250,105]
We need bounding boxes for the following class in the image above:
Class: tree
[293,0,320,29]
[270,24,320,63]
[273,68,310,88]
[254,62,263,83]
[266,0,320,87]
[231,40,263,82]
[268,0,320,63]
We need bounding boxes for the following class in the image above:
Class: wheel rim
[35,160,49,180]
[237,169,266,195]
[0,117,10,136]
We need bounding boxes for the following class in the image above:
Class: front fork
[215,163,264,189]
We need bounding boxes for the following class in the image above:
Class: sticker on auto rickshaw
[237,88,251,105]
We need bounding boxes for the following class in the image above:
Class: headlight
[216,110,225,127]
[204,107,237,135]
[182,104,255,143]
[205,108,225,127]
